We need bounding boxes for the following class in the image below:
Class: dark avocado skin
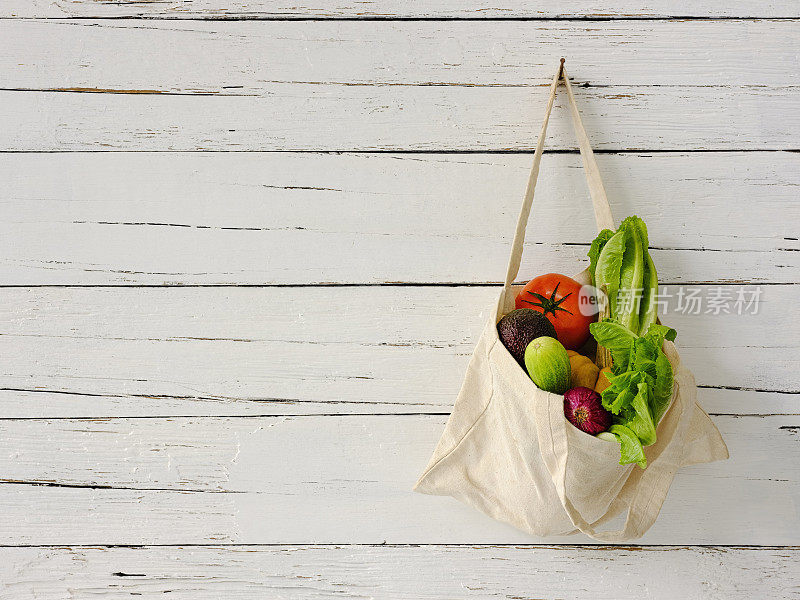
[497,308,558,366]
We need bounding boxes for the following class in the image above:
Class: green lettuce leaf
[641,324,676,423]
[643,322,677,348]
[588,229,615,287]
[589,319,637,373]
[651,350,674,424]
[639,251,659,335]
[608,424,647,469]
[600,370,640,414]
[622,216,659,336]
[628,215,649,249]
[630,337,659,381]
[618,380,657,446]
[594,229,627,315]
[616,217,645,333]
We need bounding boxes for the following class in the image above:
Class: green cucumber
[524,336,571,395]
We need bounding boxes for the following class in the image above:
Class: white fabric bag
[414,63,728,541]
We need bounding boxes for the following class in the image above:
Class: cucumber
[524,336,571,395]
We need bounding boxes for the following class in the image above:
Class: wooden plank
[2,21,799,153]
[4,1,799,19]
[1,387,793,419]
[3,21,799,88]
[0,414,796,544]
[0,286,796,418]
[2,86,795,152]
[2,152,797,285]
[1,545,797,599]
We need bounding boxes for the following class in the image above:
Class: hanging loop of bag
[502,60,615,306]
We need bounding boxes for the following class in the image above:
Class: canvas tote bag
[414,62,729,541]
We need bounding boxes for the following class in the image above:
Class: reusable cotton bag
[414,62,728,541]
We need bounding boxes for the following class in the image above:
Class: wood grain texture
[3,21,799,88]
[3,85,796,152]
[2,152,797,285]
[4,0,799,19]
[3,22,795,153]
[0,414,796,545]
[0,8,797,593]
[2,545,798,600]
[0,387,793,419]
[0,286,796,418]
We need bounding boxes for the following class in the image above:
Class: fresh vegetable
[515,273,595,350]
[564,387,612,435]
[634,219,659,336]
[589,320,677,468]
[589,319,636,372]
[607,424,647,468]
[595,367,613,394]
[524,336,571,395]
[497,309,558,367]
[587,215,674,468]
[588,216,658,336]
[588,229,615,287]
[566,350,599,389]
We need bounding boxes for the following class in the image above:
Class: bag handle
[503,60,615,299]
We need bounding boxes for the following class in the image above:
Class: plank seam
[3,382,797,395]
[0,282,795,288]
[0,479,246,494]
[4,84,800,94]
[1,16,799,22]
[1,149,798,154]
[0,409,795,420]
[0,543,795,549]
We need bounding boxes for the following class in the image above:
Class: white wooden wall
[1,2,798,598]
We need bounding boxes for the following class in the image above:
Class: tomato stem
[520,281,574,316]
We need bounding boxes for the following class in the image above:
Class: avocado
[497,308,558,366]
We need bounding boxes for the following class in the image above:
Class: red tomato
[515,273,595,350]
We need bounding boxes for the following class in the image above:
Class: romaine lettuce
[639,251,659,334]
[589,319,636,373]
[643,322,677,347]
[651,351,674,424]
[607,424,647,469]
[589,216,659,337]
[601,370,639,414]
[622,379,657,447]
[588,216,677,468]
[594,229,627,316]
[587,228,615,287]
[590,320,677,468]
[617,217,645,333]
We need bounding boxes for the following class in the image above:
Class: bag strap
[503,60,615,297]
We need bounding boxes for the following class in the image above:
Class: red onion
[564,387,612,435]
